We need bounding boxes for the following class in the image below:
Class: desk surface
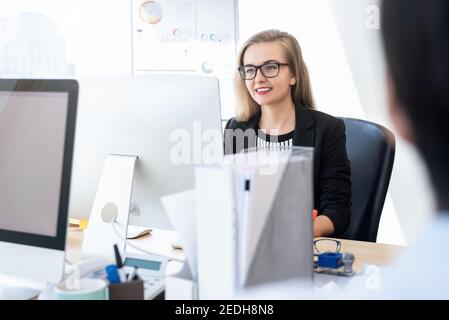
[67,227,186,276]
[314,237,402,272]
[67,227,402,274]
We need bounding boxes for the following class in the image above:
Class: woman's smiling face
[242,41,296,107]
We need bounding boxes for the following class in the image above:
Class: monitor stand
[82,154,138,261]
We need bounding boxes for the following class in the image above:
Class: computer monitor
[68,75,223,229]
[0,79,78,297]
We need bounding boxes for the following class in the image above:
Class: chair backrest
[340,118,395,242]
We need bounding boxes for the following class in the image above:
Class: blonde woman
[224,30,351,237]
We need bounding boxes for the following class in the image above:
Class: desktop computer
[69,75,223,230]
[0,75,223,298]
[68,75,223,260]
[0,79,78,299]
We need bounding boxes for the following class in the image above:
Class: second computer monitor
[68,75,223,228]
[0,79,78,290]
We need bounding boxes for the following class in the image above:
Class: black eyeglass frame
[238,62,289,80]
[313,239,341,255]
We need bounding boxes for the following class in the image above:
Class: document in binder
[195,148,314,298]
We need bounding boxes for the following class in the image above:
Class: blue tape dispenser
[315,252,355,276]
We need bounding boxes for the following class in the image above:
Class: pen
[239,176,251,287]
[113,244,126,282]
[113,244,123,268]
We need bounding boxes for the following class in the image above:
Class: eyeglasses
[313,239,341,255]
[238,62,289,80]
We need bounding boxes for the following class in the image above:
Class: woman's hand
[313,215,335,237]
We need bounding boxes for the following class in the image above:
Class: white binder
[195,148,315,299]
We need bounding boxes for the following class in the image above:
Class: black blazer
[224,104,352,236]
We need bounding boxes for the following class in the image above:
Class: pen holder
[108,278,144,300]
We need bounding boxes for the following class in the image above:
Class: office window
[0,0,132,77]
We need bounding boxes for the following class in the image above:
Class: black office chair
[339,118,396,242]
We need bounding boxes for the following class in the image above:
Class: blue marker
[106,264,121,284]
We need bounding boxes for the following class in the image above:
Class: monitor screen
[0,91,68,237]
[0,79,78,253]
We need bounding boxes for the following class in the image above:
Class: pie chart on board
[139,1,163,24]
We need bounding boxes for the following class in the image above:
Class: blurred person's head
[235,29,315,121]
[382,0,449,210]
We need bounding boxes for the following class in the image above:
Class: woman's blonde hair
[235,29,315,121]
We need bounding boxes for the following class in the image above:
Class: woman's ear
[290,77,296,85]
